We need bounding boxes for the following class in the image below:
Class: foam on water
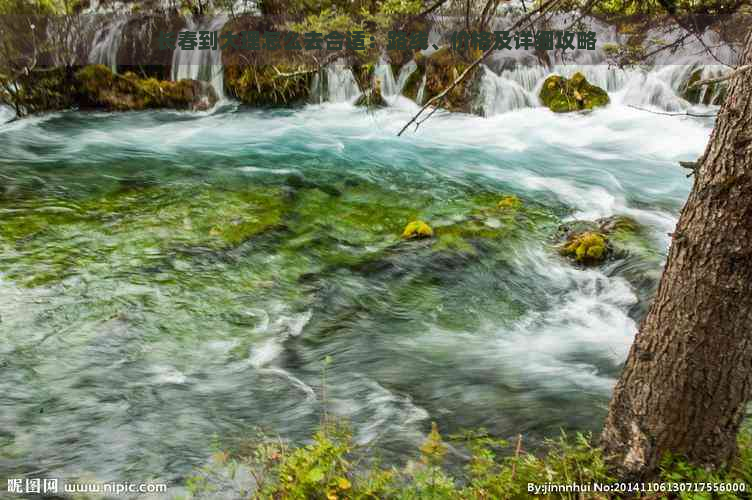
[0,105,14,124]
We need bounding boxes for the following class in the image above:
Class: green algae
[0,184,290,288]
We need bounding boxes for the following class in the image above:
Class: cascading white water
[416,73,427,105]
[477,65,532,115]
[473,62,729,116]
[373,58,397,97]
[171,15,228,99]
[89,16,128,72]
[395,60,417,96]
[325,65,361,103]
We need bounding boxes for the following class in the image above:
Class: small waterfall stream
[416,73,427,105]
[89,16,128,72]
[395,60,417,96]
[171,15,228,99]
[373,59,398,97]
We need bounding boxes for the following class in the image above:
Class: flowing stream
[0,92,714,491]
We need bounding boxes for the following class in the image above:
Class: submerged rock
[559,231,608,264]
[402,221,434,239]
[557,215,656,266]
[539,72,609,113]
[497,195,522,209]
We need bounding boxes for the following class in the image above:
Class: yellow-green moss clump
[497,195,522,210]
[402,220,434,239]
[539,72,610,113]
[560,231,608,264]
[75,65,218,111]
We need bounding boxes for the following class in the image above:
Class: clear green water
[0,100,711,486]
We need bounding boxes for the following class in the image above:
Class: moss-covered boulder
[224,64,313,106]
[681,68,728,106]
[1,66,77,115]
[556,215,662,267]
[404,49,482,112]
[539,72,610,113]
[402,220,434,239]
[355,81,388,108]
[75,65,218,111]
[2,65,218,115]
[559,231,608,264]
[402,63,425,103]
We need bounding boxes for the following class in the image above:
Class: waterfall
[171,15,227,99]
[89,16,128,72]
[395,60,417,95]
[416,73,427,105]
[477,65,533,116]
[326,65,361,103]
[373,58,397,97]
[475,60,729,117]
[620,71,689,112]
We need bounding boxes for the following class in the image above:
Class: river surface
[0,97,712,491]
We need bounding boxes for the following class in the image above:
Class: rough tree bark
[601,28,752,480]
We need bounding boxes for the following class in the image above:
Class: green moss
[419,48,481,112]
[402,64,425,101]
[225,65,312,106]
[73,65,217,111]
[497,195,522,210]
[402,220,434,239]
[355,80,388,108]
[559,231,608,264]
[539,72,610,113]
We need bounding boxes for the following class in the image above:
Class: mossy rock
[224,64,312,106]
[539,72,610,113]
[355,81,387,108]
[556,215,662,267]
[559,231,608,264]
[681,68,727,106]
[402,220,434,239]
[416,48,482,112]
[402,64,425,102]
[75,65,218,111]
[497,195,522,210]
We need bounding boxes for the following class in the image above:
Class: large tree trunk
[601,29,752,480]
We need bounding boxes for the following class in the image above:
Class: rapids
[0,94,714,491]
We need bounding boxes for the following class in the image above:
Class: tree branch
[397,0,564,136]
[627,104,717,118]
[687,64,752,89]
